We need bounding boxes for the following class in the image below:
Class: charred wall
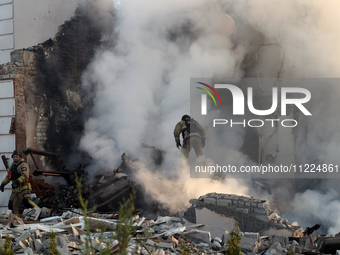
[0,6,114,164]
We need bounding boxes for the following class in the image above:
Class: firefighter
[0,150,38,215]
[174,115,206,158]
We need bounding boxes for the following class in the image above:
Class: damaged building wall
[187,193,303,235]
[241,39,298,166]
[0,1,14,64]
[0,7,107,158]
[0,0,85,64]
[0,6,113,211]
[0,71,29,211]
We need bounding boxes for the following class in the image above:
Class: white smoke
[125,155,249,212]
[289,189,340,235]
[226,0,340,234]
[79,0,340,232]
[80,0,249,211]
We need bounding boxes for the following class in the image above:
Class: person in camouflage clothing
[0,150,38,215]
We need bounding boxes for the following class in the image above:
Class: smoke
[288,189,340,235]
[78,0,340,232]
[125,154,249,212]
[226,0,340,234]
[80,0,249,210]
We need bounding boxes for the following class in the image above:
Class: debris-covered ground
[0,192,337,255]
[0,150,336,255]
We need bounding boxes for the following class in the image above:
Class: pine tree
[225,220,242,255]
[48,232,61,255]
[0,234,15,255]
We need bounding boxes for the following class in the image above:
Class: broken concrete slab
[70,223,80,237]
[212,240,222,250]
[57,246,70,255]
[317,237,340,254]
[16,231,30,242]
[28,236,34,250]
[61,210,80,219]
[91,238,106,251]
[270,234,289,248]
[7,215,25,226]
[40,207,52,218]
[1,210,12,218]
[133,217,145,227]
[43,239,50,250]
[57,234,69,249]
[194,207,234,239]
[153,216,172,225]
[87,217,116,231]
[163,227,186,237]
[64,217,80,225]
[23,247,33,255]
[74,226,86,235]
[260,227,293,237]
[34,230,42,239]
[156,242,174,249]
[185,229,211,243]
[34,239,43,251]
[240,232,261,253]
[170,217,182,222]
[145,239,155,246]
[13,241,27,252]
[189,193,277,232]
[16,224,66,233]
[305,233,320,250]
[40,216,62,223]
[31,207,41,221]
[264,242,286,255]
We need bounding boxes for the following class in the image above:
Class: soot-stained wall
[0,6,112,165]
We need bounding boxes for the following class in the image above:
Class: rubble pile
[30,178,58,209]
[0,193,335,255]
[187,193,303,235]
[30,178,91,212]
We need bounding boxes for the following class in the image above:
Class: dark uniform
[0,150,38,215]
[174,115,206,158]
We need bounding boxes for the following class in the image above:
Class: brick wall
[0,6,106,174]
[14,77,27,153]
[0,70,27,157]
[36,118,49,145]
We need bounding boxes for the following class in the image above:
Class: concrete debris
[0,192,333,255]
[40,216,63,223]
[7,215,25,226]
[317,237,340,254]
[34,239,43,251]
[40,207,52,218]
[188,193,304,238]
[264,242,286,255]
[304,224,321,235]
[240,232,261,252]
[23,247,33,255]
[13,241,27,252]
[1,210,12,218]
[184,229,211,243]
[212,240,222,250]
[22,207,41,221]
[269,234,289,247]
[61,210,80,219]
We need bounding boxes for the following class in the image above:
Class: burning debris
[0,191,332,255]
[1,146,335,254]
[1,148,333,254]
